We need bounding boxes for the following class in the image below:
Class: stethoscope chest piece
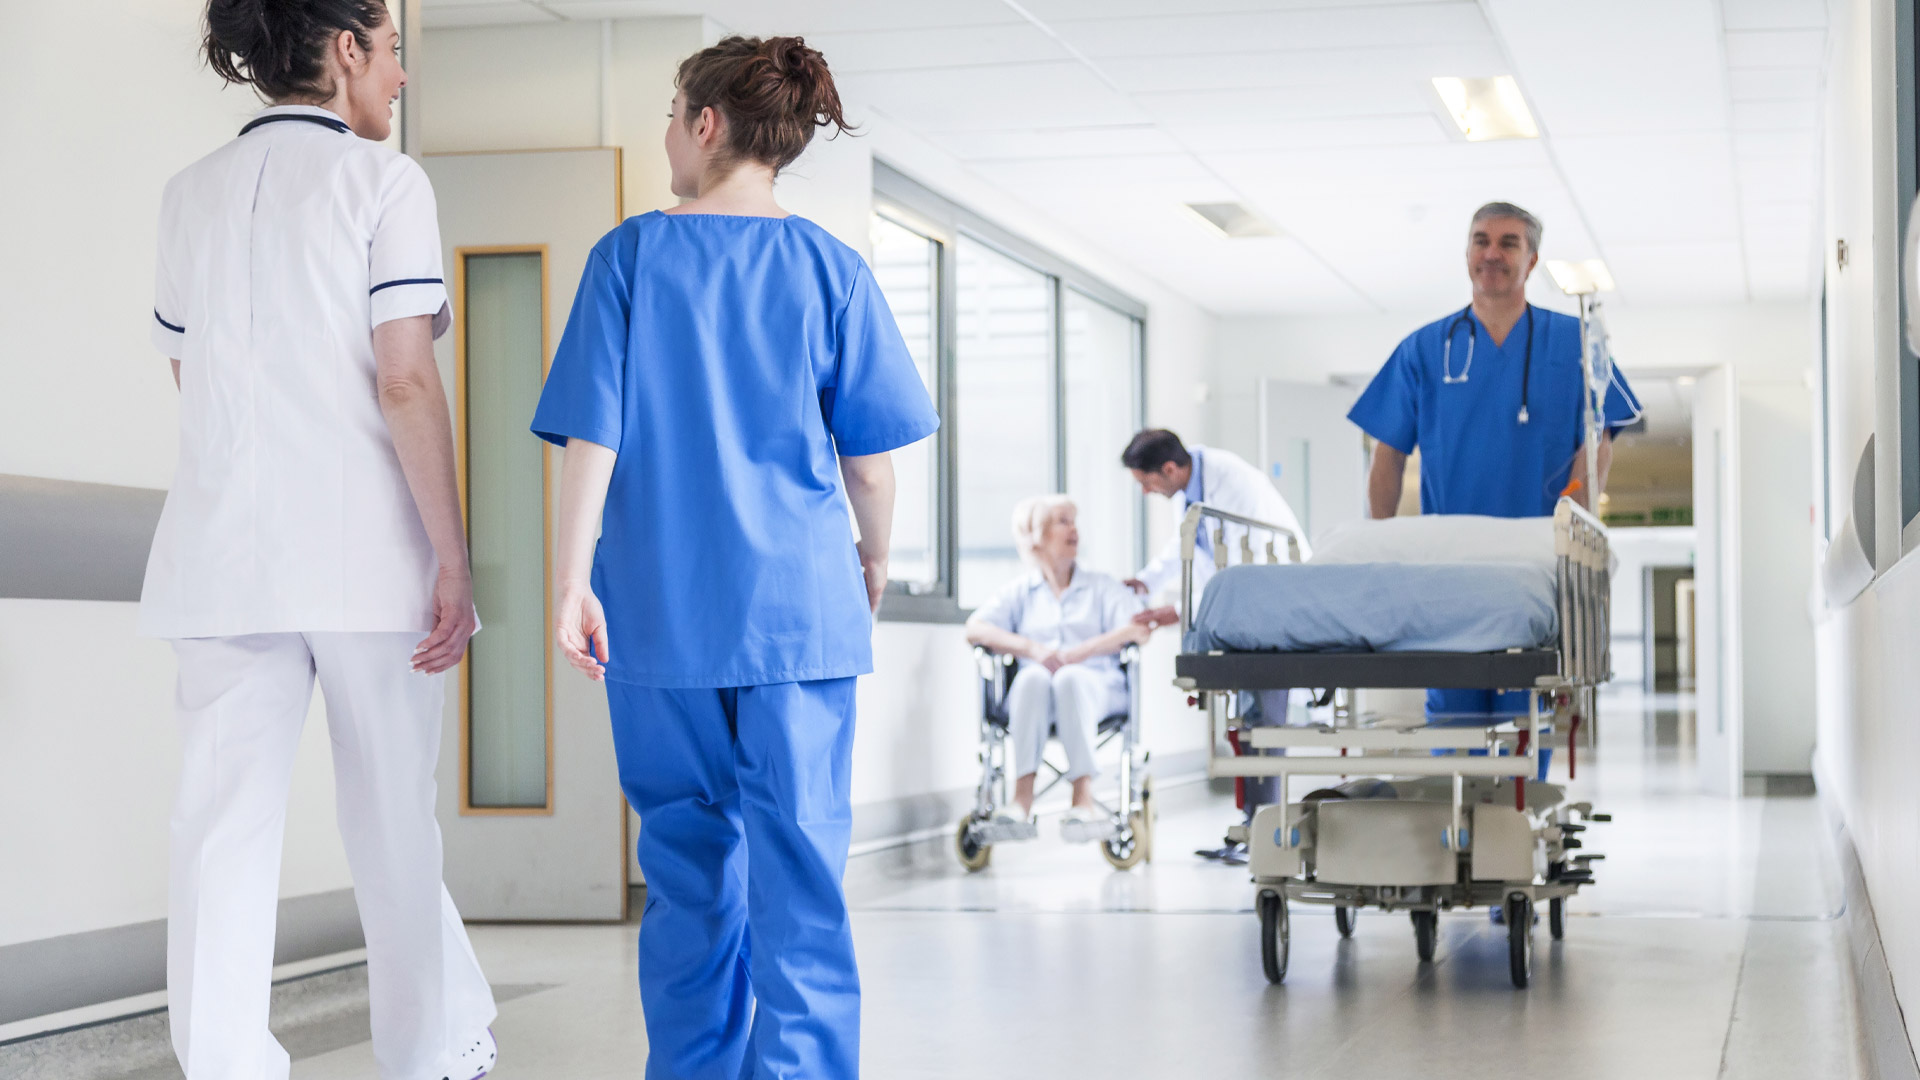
[1441,304,1536,425]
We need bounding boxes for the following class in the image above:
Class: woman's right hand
[555,583,610,681]
[1026,641,1066,673]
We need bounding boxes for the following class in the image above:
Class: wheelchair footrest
[970,818,1038,845]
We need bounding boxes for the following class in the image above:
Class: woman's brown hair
[675,35,854,175]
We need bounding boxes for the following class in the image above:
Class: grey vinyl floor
[71,690,1865,1079]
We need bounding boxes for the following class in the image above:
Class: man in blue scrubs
[1348,201,1639,722]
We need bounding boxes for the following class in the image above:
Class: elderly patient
[965,495,1156,843]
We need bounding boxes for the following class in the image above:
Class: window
[866,162,1147,620]
[869,215,941,589]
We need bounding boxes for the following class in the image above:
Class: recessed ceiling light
[1180,201,1278,239]
[1545,258,1616,295]
[1432,76,1539,141]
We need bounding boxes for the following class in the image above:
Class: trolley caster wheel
[955,818,991,872]
[1506,894,1533,988]
[1411,910,1437,962]
[1334,906,1355,938]
[1549,897,1565,940]
[1258,890,1289,984]
[1102,813,1148,870]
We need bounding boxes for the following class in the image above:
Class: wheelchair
[953,644,1155,872]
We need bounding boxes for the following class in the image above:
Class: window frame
[1899,0,1920,550]
[872,161,1148,622]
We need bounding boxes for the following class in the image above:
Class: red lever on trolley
[1514,730,1531,811]
[1227,726,1246,811]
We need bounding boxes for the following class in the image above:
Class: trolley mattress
[1182,562,1557,655]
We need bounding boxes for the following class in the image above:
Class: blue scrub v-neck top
[1347,306,1639,518]
[532,211,939,688]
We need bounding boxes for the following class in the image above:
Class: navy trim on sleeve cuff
[370,277,444,295]
[154,310,184,334]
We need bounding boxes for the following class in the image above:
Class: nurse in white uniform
[147,3,496,1078]
[1120,429,1307,861]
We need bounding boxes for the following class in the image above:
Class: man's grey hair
[1470,201,1543,255]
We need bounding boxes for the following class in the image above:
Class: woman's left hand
[858,544,888,616]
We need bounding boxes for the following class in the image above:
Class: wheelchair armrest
[1117,643,1141,671]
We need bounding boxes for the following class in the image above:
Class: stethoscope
[1441,303,1535,425]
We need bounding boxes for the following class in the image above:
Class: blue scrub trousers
[609,678,860,1080]
[1428,689,1552,780]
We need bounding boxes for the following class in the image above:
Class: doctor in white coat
[146,3,496,1078]
[1120,429,1307,862]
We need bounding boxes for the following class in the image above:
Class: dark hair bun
[675,35,855,174]
[203,0,389,101]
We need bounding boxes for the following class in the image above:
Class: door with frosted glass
[1258,379,1365,545]
[424,148,627,920]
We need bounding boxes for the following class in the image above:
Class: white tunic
[969,566,1144,681]
[1134,444,1312,600]
[142,105,451,639]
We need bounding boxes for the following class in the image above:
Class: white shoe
[445,1028,497,1080]
[1059,807,1110,844]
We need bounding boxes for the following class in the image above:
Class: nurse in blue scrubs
[1348,201,1640,723]
[531,36,936,1080]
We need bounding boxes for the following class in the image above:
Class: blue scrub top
[531,212,939,688]
[1347,306,1639,518]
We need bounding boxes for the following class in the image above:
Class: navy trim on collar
[240,113,351,136]
[154,310,185,334]
[370,277,443,295]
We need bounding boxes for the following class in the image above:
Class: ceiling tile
[1169,114,1451,151]
[804,24,1069,72]
[1728,65,1823,100]
[1732,98,1820,130]
[422,2,558,28]
[1486,0,1728,135]
[842,63,1149,132]
[927,125,1185,161]
[1023,0,1460,17]
[1107,42,1509,94]
[1723,29,1826,67]
[1048,3,1492,59]
[1719,0,1826,31]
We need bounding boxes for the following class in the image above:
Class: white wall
[420,19,1221,826]
[0,3,353,949]
[1812,0,1920,1043]
[1607,527,1696,688]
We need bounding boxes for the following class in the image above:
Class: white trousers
[1005,664,1126,783]
[167,632,497,1080]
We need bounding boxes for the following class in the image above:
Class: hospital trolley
[1171,497,1613,988]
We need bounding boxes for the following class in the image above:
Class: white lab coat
[1134,445,1311,603]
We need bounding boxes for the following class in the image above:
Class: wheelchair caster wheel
[955,818,991,872]
[1101,811,1148,870]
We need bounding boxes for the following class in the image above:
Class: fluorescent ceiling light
[1545,258,1616,295]
[1180,201,1278,239]
[1432,76,1539,141]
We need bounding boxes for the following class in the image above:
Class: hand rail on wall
[0,474,164,602]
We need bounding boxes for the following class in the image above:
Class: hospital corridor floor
[70,691,1859,1080]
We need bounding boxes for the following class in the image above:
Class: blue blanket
[1183,562,1557,654]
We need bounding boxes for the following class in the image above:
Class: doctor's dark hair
[203,0,389,101]
[1121,429,1191,473]
[675,35,854,174]
[1470,201,1543,255]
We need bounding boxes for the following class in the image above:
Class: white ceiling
[421,0,1827,317]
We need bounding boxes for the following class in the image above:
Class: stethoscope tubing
[1440,303,1535,424]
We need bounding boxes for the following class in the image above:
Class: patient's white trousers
[167,632,497,1080]
[1006,665,1125,783]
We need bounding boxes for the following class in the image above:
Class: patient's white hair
[1010,494,1076,567]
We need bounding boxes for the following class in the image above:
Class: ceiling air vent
[1181,201,1278,239]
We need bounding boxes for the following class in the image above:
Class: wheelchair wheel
[1411,910,1437,962]
[1506,894,1533,988]
[955,817,991,872]
[1101,812,1147,870]
[1258,889,1289,984]
[1334,906,1355,938]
